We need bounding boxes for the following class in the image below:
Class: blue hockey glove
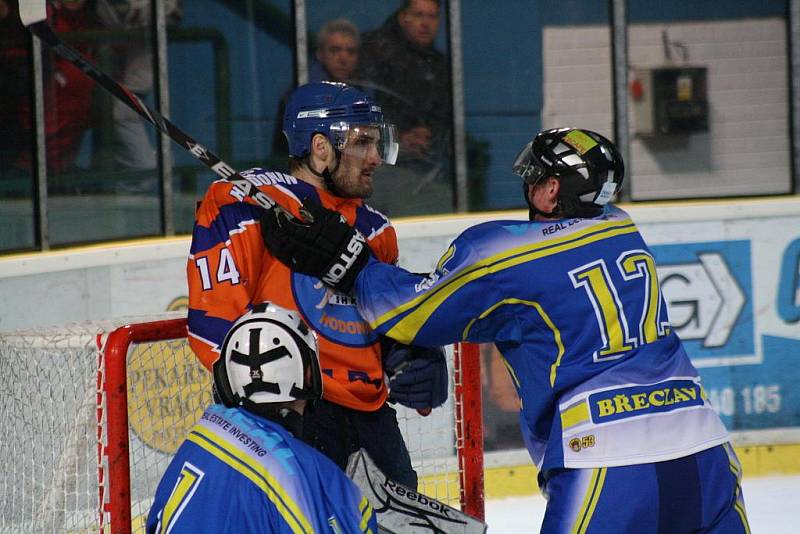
[384,344,448,410]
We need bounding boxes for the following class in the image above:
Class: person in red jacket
[1,0,98,176]
[187,81,448,488]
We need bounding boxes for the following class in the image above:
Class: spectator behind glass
[355,0,453,216]
[357,0,450,162]
[271,18,361,166]
[95,0,182,175]
[311,17,359,84]
[1,0,98,177]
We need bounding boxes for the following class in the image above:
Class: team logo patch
[562,130,598,155]
[291,272,378,346]
[568,435,596,453]
[589,380,704,423]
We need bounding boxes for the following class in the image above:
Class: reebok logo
[384,479,452,516]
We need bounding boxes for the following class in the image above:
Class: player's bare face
[332,127,382,198]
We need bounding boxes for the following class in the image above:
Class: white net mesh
[0,321,111,533]
[125,334,214,531]
[0,315,473,532]
[396,345,462,505]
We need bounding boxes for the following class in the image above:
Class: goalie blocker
[347,449,487,534]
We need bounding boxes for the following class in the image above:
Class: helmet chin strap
[308,149,343,197]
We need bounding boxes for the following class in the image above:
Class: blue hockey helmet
[283,81,399,165]
[513,127,624,218]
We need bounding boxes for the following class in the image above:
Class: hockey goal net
[0,314,483,533]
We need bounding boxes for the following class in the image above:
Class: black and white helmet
[513,127,624,218]
[213,302,322,409]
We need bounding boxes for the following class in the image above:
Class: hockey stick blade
[19,0,296,218]
[346,449,487,534]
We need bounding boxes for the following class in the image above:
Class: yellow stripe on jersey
[724,443,751,532]
[570,467,607,534]
[188,427,312,534]
[500,353,521,387]
[436,244,456,273]
[463,298,564,388]
[539,304,566,387]
[560,401,590,430]
[380,221,638,343]
[359,496,374,533]
[159,463,203,534]
[734,496,751,534]
[372,218,635,333]
[723,442,742,478]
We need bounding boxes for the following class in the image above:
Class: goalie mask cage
[0,314,484,533]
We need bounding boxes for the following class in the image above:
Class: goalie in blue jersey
[147,302,376,533]
[261,128,751,533]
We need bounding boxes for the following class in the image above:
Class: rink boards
[1,196,799,498]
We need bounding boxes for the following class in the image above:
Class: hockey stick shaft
[19,0,283,213]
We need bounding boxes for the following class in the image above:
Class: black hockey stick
[18,0,292,217]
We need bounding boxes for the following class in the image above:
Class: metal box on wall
[630,67,709,136]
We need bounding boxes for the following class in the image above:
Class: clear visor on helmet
[511,141,546,185]
[330,122,399,165]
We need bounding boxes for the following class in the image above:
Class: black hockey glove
[261,200,371,294]
[383,343,448,410]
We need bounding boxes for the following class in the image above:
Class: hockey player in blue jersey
[261,127,751,533]
[146,302,377,533]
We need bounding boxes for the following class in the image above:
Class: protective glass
[331,122,399,165]
[511,141,546,185]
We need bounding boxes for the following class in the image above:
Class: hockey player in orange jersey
[187,81,448,488]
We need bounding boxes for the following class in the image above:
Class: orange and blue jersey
[187,168,398,411]
[146,404,377,534]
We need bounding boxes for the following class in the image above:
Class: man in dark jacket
[357,0,450,161]
[356,0,453,216]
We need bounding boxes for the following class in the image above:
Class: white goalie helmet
[213,302,323,408]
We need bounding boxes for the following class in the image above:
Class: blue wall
[461,1,541,208]
[169,0,294,170]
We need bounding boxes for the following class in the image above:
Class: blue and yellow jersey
[355,206,729,471]
[188,168,398,411]
[146,404,377,534]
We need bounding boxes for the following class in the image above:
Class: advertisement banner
[1,201,798,448]
[640,214,800,435]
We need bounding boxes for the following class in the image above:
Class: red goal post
[0,316,484,533]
